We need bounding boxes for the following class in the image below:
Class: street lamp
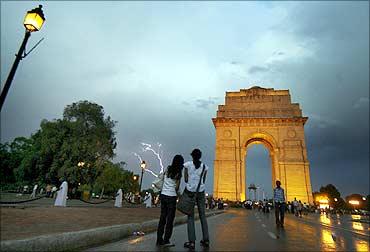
[139,161,146,193]
[77,161,85,167]
[0,5,45,111]
[349,200,360,206]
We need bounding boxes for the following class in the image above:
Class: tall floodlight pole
[0,5,45,111]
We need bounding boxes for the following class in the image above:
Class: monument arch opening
[212,87,313,204]
[245,140,273,201]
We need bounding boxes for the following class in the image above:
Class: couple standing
[156,148,209,249]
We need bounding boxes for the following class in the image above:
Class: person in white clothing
[145,192,152,208]
[30,184,38,198]
[156,155,184,247]
[54,181,68,207]
[114,189,123,208]
[293,198,299,216]
[183,149,210,250]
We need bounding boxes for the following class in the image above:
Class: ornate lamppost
[139,161,146,193]
[0,5,46,111]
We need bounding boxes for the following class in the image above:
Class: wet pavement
[86,209,370,251]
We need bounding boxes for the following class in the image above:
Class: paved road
[87,209,369,251]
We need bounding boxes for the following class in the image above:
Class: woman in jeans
[183,148,210,250]
[156,155,184,246]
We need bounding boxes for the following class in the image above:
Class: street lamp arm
[22,37,44,58]
[0,31,31,111]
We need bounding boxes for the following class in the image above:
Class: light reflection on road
[321,229,336,251]
[353,222,365,231]
[355,240,369,252]
[320,214,331,225]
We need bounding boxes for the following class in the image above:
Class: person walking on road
[183,149,210,250]
[293,198,299,216]
[156,155,184,247]
[298,200,303,217]
[273,180,286,228]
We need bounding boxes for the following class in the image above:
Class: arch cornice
[212,117,308,127]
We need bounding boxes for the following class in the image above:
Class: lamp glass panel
[24,12,44,31]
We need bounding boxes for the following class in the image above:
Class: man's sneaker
[184,241,195,250]
[200,240,210,247]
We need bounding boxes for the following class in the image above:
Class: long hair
[167,155,184,180]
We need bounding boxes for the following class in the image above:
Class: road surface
[86,208,370,251]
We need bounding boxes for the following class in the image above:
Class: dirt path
[1,206,165,240]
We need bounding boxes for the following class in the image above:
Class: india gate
[212,86,313,204]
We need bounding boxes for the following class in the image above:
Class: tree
[59,101,117,186]
[0,143,13,185]
[2,100,118,189]
[10,137,35,184]
[94,161,139,197]
[319,184,345,209]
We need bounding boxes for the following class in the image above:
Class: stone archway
[212,87,313,204]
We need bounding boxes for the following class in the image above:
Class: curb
[1,210,224,251]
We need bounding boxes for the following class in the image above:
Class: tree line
[0,100,139,196]
[313,184,370,211]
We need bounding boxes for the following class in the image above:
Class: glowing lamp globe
[23,5,45,32]
[140,161,146,169]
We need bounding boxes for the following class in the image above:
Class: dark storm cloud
[273,2,369,196]
[248,65,270,74]
[195,97,220,109]
[273,51,285,56]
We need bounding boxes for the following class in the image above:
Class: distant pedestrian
[156,154,184,247]
[114,189,123,208]
[145,192,152,208]
[211,198,216,209]
[183,149,210,250]
[155,194,160,207]
[23,185,28,194]
[46,184,52,198]
[51,186,57,198]
[30,184,38,198]
[54,181,68,207]
[298,200,303,217]
[217,198,224,210]
[273,180,286,228]
[293,198,299,216]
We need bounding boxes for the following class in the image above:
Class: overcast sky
[1,1,369,198]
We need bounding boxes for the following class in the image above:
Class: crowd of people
[286,198,310,217]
